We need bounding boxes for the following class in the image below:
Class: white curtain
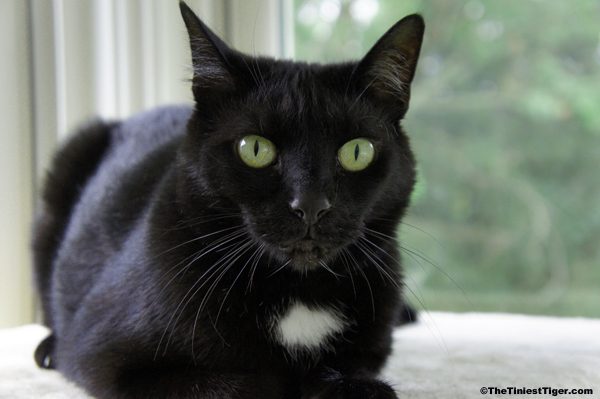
[0,0,290,327]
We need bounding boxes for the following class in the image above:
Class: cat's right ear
[179,1,236,98]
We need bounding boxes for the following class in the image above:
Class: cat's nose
[289,193,331,225]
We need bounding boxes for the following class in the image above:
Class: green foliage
[294,0,600,316]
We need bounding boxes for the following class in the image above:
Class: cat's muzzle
[279,239,327,271]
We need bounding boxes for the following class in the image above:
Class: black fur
[32,3,424,398]
[33,119,113,329]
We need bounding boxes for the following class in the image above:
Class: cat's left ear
[356,14,425,120]
[179,2,236,100]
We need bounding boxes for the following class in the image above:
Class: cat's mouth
[278,239,329,271]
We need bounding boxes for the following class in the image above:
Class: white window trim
[0,0,35,328]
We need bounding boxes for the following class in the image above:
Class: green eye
[338,138,375,171]
[237,135,277,168]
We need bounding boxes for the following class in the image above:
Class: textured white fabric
[1,312,599,398]
[382,312,600,398]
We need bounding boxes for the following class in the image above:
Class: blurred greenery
[294,0,600,317]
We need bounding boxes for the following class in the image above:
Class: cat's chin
[277,239,334,273]
[287,255,322,272]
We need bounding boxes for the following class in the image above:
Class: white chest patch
[274,302,346,352]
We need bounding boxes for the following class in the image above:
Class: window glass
[294,0,600,316]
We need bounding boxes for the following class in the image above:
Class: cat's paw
[305,376,398,399]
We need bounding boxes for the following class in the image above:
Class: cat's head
[178,2,424,272]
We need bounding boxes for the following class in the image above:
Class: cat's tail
[32,119,115,328]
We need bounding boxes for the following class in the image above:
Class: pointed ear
[356,14,424,120]
[179,1,236,97]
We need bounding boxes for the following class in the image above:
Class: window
[294,0,600,317]
[2,1,598,327]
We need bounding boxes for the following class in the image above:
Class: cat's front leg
[301,368,397,399]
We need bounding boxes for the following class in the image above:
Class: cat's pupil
[253,140,259,157]
[354,144,360,161]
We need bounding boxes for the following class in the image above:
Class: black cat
[32,2,424,398]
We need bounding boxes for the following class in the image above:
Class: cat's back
[34,104,192,329]
[59,104,193,257]
[107,104,192,167]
